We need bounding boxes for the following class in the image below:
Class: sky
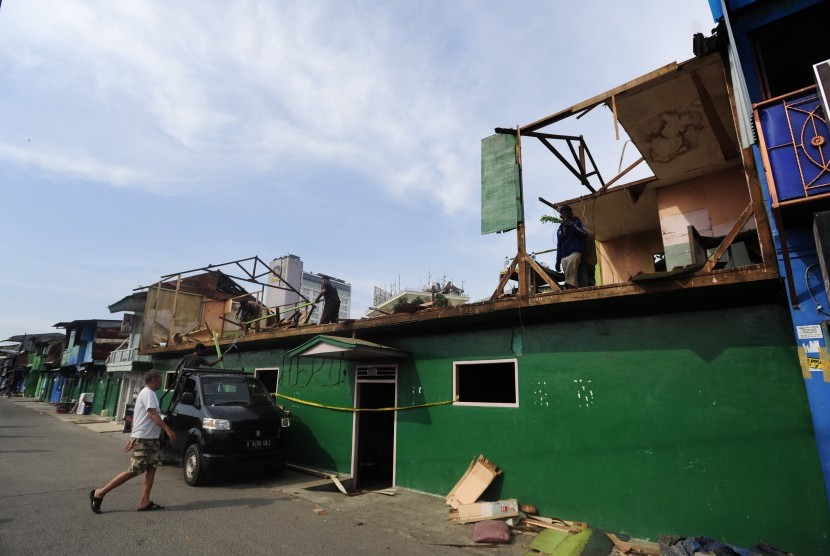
[0,1,715,342]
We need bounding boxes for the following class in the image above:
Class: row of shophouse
[3,1,830,553]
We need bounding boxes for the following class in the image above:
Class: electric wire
[805,264,830,316]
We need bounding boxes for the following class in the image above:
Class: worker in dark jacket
[315,275,341,324]
[555,205,588,289]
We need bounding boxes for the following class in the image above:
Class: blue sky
[0,1,715,341]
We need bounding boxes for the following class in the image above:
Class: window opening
[454,359,518,407]
[255,368,280,394]
[752,4,830,99]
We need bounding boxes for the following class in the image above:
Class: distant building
[366,279,468,317]
[106,291,153,422]
[264,255,351,324]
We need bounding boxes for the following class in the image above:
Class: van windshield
[200,376,274,406]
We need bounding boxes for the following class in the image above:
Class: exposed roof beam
[519,62,679,134]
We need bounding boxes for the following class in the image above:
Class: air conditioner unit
[815,59,830,124]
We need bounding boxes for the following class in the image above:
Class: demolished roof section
[138,256,313,351]
[525,52,739,202]
[506,52,774,283]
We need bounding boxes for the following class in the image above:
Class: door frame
[351,364,398,487]
[254,367,280,399]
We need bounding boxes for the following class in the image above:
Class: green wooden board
[481,133,522,234]
[528,528,568,554]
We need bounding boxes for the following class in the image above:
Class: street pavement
[0,397,532,555]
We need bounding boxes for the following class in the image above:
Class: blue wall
[777,224,830,500]
[713,0,830,505]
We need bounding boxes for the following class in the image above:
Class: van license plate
[247,439,272,449]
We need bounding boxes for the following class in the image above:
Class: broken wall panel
[141,288,203,349]
[202,299,232,337]
[657,167,756,269]
[598,229,664,282]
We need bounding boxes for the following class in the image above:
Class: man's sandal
[137,501,164,511]
[89,490,103,514]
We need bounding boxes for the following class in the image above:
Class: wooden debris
[607,532,633,552]
[371,488,398,496]
[285,463,355,496]
[528,527,594,555]
[445,455,502,510]
[331,476,348,495]
[519,503,538,515]
[606,532,660,555]
[313,508,328,515]
[452,499,519,524]
[429,543,500,548]
[524,517,583,534]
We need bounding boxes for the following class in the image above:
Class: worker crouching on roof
[236,298,263,333]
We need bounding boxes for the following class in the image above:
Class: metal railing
[105,347,152,365]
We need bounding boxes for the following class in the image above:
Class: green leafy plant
[540,215,563,225]
[395,296,424,307]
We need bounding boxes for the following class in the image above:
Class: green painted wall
[24,369,42,397]
[391,304,829,554]
[274,356,355,473]
[92,374,121,416]
[154,303,829,554]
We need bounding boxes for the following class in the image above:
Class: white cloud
[0,0,490,211]
[0,142,157,189]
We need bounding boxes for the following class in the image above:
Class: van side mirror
[181,392,196,406]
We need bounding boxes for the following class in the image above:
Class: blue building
[707,0,830,502]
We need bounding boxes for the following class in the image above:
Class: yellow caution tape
[798,346,811,379]
[276,392,455,412]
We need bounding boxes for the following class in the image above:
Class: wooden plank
[524,517,576,533]
[703,202,754,272]
[492,254,520,301]
[602,157,645,191]
[520,62,678,133]
[606,532,633,553]
[331,476,349,495]
[527,255,562,291]
[218,315,243,327]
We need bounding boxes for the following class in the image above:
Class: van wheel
[184,444,207,486]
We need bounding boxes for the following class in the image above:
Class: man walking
[89,370,176,513]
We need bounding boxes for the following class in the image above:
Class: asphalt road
[0,398,529,555]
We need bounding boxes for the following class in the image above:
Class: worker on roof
[315,275,341,324]
[175,343,222,374]
[236,298,263,333]
[555,205,588,289]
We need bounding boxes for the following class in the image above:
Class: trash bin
[77,393,94,414]
[82,402,92,415]
[123,404,134,433]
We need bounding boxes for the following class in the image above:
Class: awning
[287,335,409,360]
